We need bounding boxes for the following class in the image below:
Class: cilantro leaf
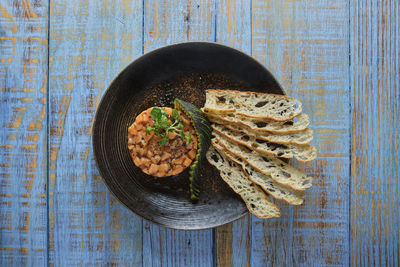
[150,107,162,121]
[159,115,169,128]
[145,125,154,134]
[145,107,192,146]
[160,108,168,117]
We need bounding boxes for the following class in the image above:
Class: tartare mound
[128,107,198,177]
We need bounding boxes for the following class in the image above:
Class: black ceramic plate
[93,42,284,230]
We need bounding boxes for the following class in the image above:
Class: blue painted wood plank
[214,0,252,266]
[143,0,216,51]
[0,1,48,266]
[143,226,214,267]
[48,0,143,265]
[350,1,399,266]
[142,1,215,266]
[251,1,350,266]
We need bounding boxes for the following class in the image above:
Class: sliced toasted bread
[213,133,312,190]
[204,89,302,121]
[207,115,313,145]
[202,110,310,134]
[212,124,317,162]
[206,147,280,218]
[212,139,305,205]
[226,124,313,145]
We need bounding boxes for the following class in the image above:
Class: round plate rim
[92,41,285,230]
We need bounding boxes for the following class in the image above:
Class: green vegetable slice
[174,99,212,203]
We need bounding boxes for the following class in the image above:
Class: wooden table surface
[1,0,399,266]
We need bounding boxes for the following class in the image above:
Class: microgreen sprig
[145,107,191,146]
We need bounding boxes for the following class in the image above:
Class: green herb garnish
[145,107,191,146]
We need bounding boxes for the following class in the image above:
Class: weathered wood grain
[351,1,399,266]
[143,226,214,267]
[141,1,215,266]
[48,0,143,265]
[215,216,250,267]
[2,0,399,265]
[144,0,216,51]
[0,1,48,266]
[214,0,252,266]
[251,1,350,265]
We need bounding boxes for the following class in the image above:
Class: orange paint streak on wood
[216,223,233,266]
[214,1,252,266]
[7,107,27,129]
[0,4,18,33]
[351,0,399,265]
[2,5,48,244]
[251,0,350,265]
[47,0,144,264]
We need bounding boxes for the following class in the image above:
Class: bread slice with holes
[212,138,305,205]
[213,133,312,191]
[202,110,310,134]
[212,124,317,162]
[206,147,280,218]
[207,115,313,145]
[227,124,313,145]
[204,89,302,121]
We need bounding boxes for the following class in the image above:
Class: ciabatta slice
[207,115,313,145]
[202,110,310,134]
[212,138,305,205]
[213,133,312,191]
[204,89,302,121]
[212,124,317,162]
[206,147,280,218]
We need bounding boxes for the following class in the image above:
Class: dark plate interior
[93,42,284,230]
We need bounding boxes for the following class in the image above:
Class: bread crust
[207,115,313,145]
[206,148,281,218]
[213,133,313,191]
[202,110,310,134]
[212,124,317,162]
[205,89,302,121]
[212,139,305,205]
